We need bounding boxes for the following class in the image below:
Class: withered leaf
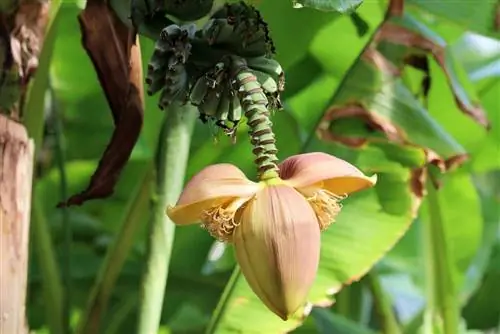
[374,21,490,129]
[403,54,431,103]
[58,0,144,207]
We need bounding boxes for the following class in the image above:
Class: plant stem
[77,165,153,334]
[105,293,139,334]
[49,85,72,334]
[422,179,459,334]
[19,2,62,333]
[31,193,64,334]
[205,267,242,334]
[136,103,196,334]
[366,273,401,334]
[23,0,61,149]
[233,60,279,179]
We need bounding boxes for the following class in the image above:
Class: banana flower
[167,152,376,320]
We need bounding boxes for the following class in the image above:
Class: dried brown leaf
[58,0,144,207]
[317,102,468,200]
[374,22,490,129]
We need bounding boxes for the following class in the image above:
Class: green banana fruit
[229,93,242,124]
[162,0,215,21]
[203,19,235,45]
[215,88,231,125]
[158,68,188,109]
[198,89,220,117]
[189,76,209,106]
[251,70,278,94]
[246,56,284,78]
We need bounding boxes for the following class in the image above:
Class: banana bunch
[201,2,274,58]
[189,62,243,133]
[146,24,196,110]
[186,56,284,134]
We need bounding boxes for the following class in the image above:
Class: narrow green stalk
[23,0,61,148]
[137,104,197,334]
[77,165,153,334]
[366,273,402,334]
[422,180,459,334]
[105,294,139,334]
[49,86,72,334]
[31,193,64,334]
[403,309,424,334]
[205,267,242,334]
[21,2,62,333]
[233,63,279,179]
[334,283,363,322]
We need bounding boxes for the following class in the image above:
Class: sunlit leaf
[407,0,498,35]
[292,0,363,14]
[311,307,377,334]
[258,1,340,68]
[462,241,500,330]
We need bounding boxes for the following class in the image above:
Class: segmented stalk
[232,58,279,179]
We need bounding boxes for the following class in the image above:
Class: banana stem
[136,103,196,334]
[234,62,280,180]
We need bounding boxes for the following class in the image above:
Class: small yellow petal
[279,152,377,195]
[167,164,260,225]
[234,184,320,320]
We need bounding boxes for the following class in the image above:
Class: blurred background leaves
[22,0,500,333]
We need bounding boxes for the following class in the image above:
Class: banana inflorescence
[144,1,285,139]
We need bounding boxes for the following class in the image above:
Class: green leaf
[451,33,500,84]
[406,0,498,36]
[319,57,466,160]
[462,241,500,330]
[311,307,377,334]
[258,1,340,68]
[450,33,500,172]
[310,1,384,79]
[292,0,363,14]
[308,182,414,301]
[418,171,483,333]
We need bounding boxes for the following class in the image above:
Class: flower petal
[167,164,260,225]
[234,184,320,320]
[279,152,377,195]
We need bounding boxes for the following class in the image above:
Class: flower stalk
[137,103,196,334]
[232,58,279,179]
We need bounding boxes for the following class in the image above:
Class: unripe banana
[198,89,220,117]
[205,62,226,89]
[251,70,278,94]
[246,56,283,78]
[190,77,209,106]
[160,24,181,40]
[148,55,168,73]
[203,19,235,45]
[229,93,242,124]
[215,88,231,124]
[158,69,188,109]
[162,0,214,21]
[146,74,165,96]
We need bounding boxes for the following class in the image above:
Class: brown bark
[0,114,34,334]
[0,1,50,331]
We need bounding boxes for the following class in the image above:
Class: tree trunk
[0,0,50,332]
[0,114,34,334]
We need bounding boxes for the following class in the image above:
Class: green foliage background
[24,0,499,333]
